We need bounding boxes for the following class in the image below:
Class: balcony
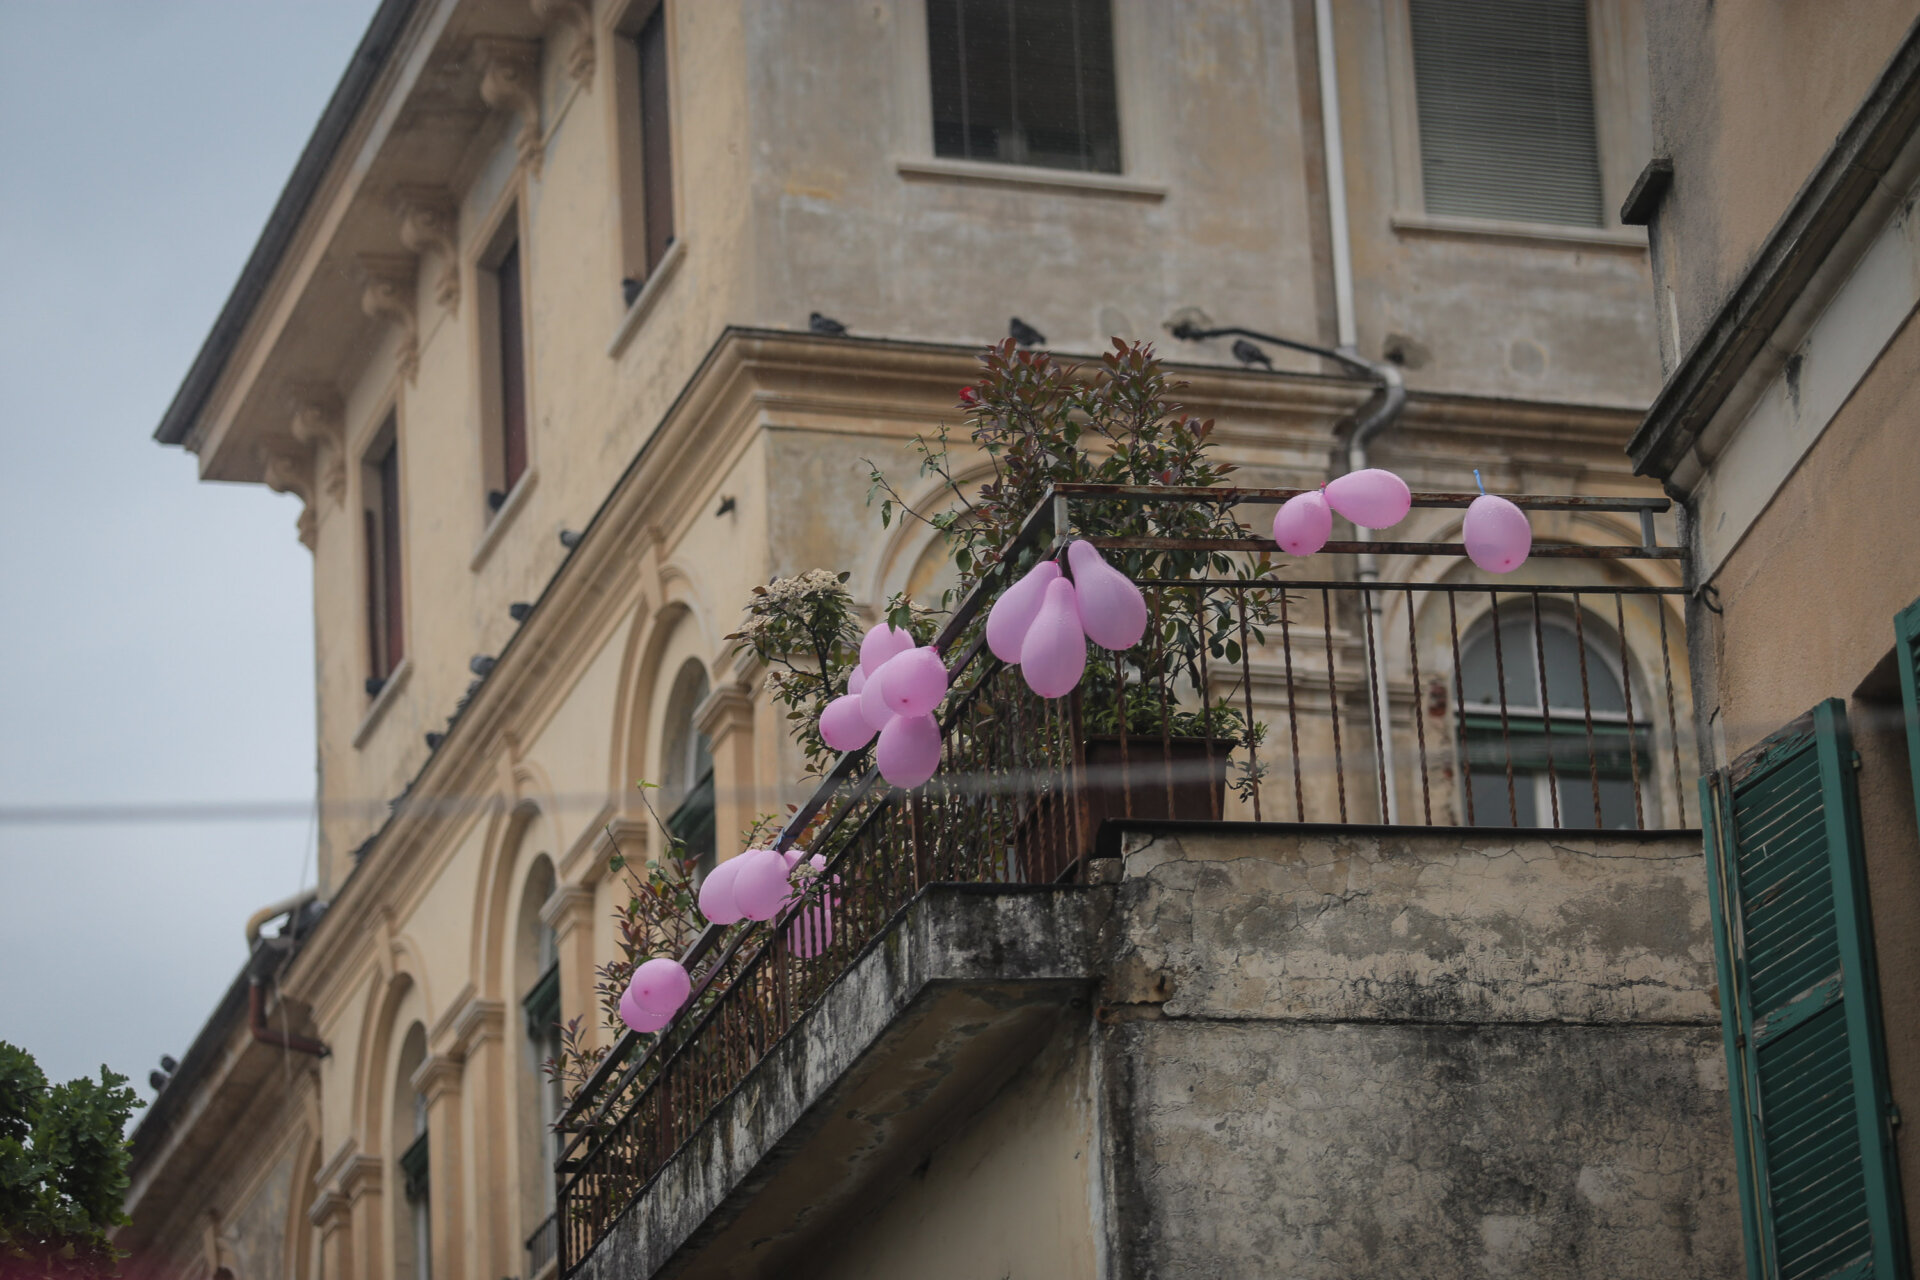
[553,484,1693,1275]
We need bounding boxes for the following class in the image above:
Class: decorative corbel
[358,254,419,382]
[287,383,346,505]
[530,0,594,87]
[393,186,460,314]
[475,37,544,173]
[261,442,318,550]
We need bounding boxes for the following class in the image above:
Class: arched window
[1456,605,1648,828]
[661,660,715,872]
[393,1023,431,1280]
[515,854,560,1273]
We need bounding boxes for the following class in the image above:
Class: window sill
[607,239,687,359]
[470,467,539,573]
[352,657,412,750]
[895,156,1167,201]
[1390,211,1647,251]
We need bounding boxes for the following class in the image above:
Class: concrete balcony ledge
[579,824,1738,1280]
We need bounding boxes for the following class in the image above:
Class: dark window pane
[927,0,1120,173]
[496,241,528,495]
[1408,0,1603,226]
[379,440,404,674]
[638,6,675,274]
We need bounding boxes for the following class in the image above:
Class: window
[1456,607,1646,828]
[927,0,1120,174]
[636,5,674,278]
[1407,0,1603,227]
[491,239,528,510]
[393,1023,431,1280]
[1896,596,1920,832]
[663,661,716,875]
[515,854,561,1277]
[362,421,404,697]
[400,1095,431,1280]
[1703,701,1905,1279]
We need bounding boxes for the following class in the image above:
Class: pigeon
[1009,317,1046,347]
[509,602,533,622]
[559,529,583,549]
[1231,338,1274,370]
[160,1055,178,1073]
[149,1070,169,1092]
[425,732,445,751]
[470,654,498,677]
[622,277,642,308]
[809,311,848,336]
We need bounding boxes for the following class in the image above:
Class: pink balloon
[619,986,674,1034]
[986,560,1061,663]
[1324,468,1412,529]
[859,622,914,674]
[1273,490,1332,556]
[629,957,692,1017]
[1020,578,1087,698]
[820,693,878,752]
[847,667,867,696]
[733,848,794,921]
[1463,493,1532,573]
[1067,540,1147,651]
[859,661,895,730]
[875,713,943,789]
[697,855,746,926]
[879,646,950,718]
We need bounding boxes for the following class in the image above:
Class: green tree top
[0,1041,143,1278]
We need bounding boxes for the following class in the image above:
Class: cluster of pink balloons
[1271,468,1531,573]
[987,540,1149,700]
[818,622,950,788]
[619,955,692,1034]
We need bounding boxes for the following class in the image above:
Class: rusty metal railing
[553,484,1689,1275]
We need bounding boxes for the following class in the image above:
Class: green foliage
[0,1041,142,1278]
[726,569,866,776]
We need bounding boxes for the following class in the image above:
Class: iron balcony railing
[553,483,1689,1274]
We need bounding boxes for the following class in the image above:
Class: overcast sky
[0,3,382,1096]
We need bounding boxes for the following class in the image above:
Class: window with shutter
[636,5,674,277]
[1701,699,1907,1280]
[926,0,1121,174]
[1407,0,1604,227]
[1895,597,1920,833]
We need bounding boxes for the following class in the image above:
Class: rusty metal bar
[1447,593,1473,826]
[1050,481,1671,512]
[1360,585,1391,821]
[1321,588,1349,824]
[1615,593,1645,830]
[1405,589,1432,825]
[1489,592,1519,827]
[1658,600,1685,826]
[1094,536,1683,559]
[1571,595,1604,830]
[1279,589,1305,822]
[1529,592,1562,828]
[1235,588,1261,822]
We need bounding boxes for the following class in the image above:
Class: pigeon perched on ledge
[1232,338,1274,370]
[809,311,848,336]
[1009,316,1046,347]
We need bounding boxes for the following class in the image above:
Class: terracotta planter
[1014,734,1233,878]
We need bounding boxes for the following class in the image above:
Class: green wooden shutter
[1895,597,1920,835]
[1702,699,1908,1280]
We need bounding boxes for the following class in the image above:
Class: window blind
[1701,700,1907,1279]
[927,0,1120,173]
[1408,0,1604,227]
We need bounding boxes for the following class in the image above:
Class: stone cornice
[357,253,420,382]
[540,882,595,933]
[693,683,755,742]
[453,995,508,1058]
[341,1153,383,1202]
[393,184,460,314]
[475,36,544,172]
[410,1052,465,1104]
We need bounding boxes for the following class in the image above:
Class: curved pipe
[246,888,330,1058]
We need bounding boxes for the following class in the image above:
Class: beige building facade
[121,2,1709,1278]
[1626,4,1920,1275]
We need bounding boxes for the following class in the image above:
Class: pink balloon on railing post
[1068,541,1147,651]
[876,713,943,789]
[1273,490,1332,556]
[1463,493,1532,573]
[619,985,674,1034]
[1323,468,1412,529]
[879,646,950,718]
[733,848,795,921]
[697,854,747,926]
[859,622,914,674]
[859,662,895,730]
[986,559,1061,662]
[629,957,691,1017]
[820,693,878,751]
[1020,577,1087,698]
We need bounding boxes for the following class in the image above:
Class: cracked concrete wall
[1097,826,1740,1278]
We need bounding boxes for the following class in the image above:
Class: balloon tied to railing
[1273,467,1531,574]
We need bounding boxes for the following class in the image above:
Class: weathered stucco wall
[586,825,1737,1280]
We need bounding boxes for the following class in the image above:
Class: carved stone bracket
[475,37,544,173]
[358,254,419,382]
[288,383,346,504]
[530,0,594,87]
[261,442,319,549]
[393,185,460,314]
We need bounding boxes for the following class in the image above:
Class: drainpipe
[1315,0,1408,821]
[246,889,330,1058]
